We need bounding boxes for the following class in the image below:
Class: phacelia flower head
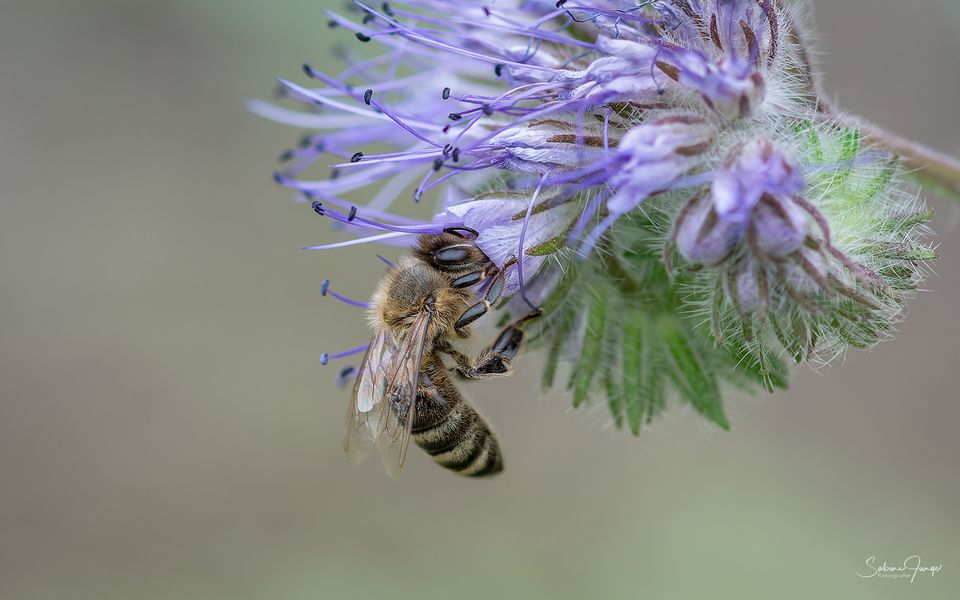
[255,0,936,432]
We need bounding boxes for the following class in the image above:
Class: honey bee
[344,228,540,478]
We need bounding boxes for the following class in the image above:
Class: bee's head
[373,260,471,340]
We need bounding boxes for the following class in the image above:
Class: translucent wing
[375,310,432,479]
[344,329,395,463]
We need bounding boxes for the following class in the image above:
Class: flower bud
[676,137,806,265]
[674,192,741,266]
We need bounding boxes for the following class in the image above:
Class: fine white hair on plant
[255,0,938,433]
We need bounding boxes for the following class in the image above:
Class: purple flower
[252,1,795,263]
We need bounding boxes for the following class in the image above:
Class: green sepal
[881,209,934,233]
[568,288,608,408]
[525,233,567,256]
[604,366,624,430]
[660,318,729,430]
[792,119,824,163]
[621,316,646,435]
[541,312,574,392]
[868,241,938,262]
[725,336,790,393]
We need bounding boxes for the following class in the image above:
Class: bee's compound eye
[433,244,473,265]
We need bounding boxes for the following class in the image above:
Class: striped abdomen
[411,356,503,477]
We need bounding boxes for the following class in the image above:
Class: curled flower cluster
[255,0,935,431]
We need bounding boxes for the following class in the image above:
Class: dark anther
[298,134,312,148]
[320,353,329,366]
[337,366,356,387]
[330,168,340,180]
[452,148,461,162]
[441,87,451,100]
[442,143,452,156]
[556,0,567,7]
[302,63,315,77]
[320,279,330,296]
[483,7,491,16]
[442,124,451,134]
[312,201,325,216]
[448,112,462,121]
[278,149,294,163]
[363,89,373,105]
[272,171,284,184]
[350,152,363,163]
[355,32,371,42]
[347,206,358,222]
[362,13,375,24]
[433,158,444,171]
[382,2,394,16]
[482,104,494,116]
[494,63,504,77]
[327,19,338,28]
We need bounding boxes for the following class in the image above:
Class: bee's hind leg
[443,310,542,380]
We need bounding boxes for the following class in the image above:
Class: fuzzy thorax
[369,257,472,350]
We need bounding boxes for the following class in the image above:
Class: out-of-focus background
[1,1,958,598]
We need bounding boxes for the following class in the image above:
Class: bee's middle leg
[443,310,542,380]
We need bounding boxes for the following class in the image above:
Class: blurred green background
[1,1,958,598]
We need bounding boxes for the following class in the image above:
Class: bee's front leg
[452,257,518,335]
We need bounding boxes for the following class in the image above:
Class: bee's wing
[344,329,394,464]
[375,309,432,479]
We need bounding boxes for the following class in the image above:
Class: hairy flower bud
[675,138,806,265]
